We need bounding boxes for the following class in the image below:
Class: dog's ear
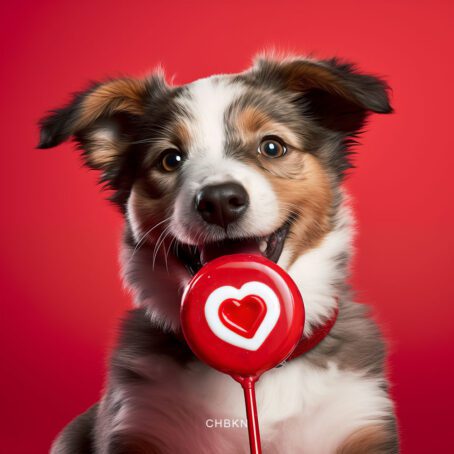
[37,75,168,170]
[249,56,393,134]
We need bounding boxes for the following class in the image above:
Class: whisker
[164,235,177,273]
[133,217,171,252]
[129,216,172,263]
[152,224,173,271]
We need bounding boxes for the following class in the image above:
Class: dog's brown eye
[258,136,287,158]
[160,149,184,172]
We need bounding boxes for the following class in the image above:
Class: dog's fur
[39,53,399,453]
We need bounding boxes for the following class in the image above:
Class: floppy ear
[38,74,170,207]
[250,56,393,134]
[37,75,168,170]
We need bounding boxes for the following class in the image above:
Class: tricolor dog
[39,53,399,453]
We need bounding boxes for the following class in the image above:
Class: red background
[1,1,453,452]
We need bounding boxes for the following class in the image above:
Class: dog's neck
[283,199,354,335]
[121,195,354,334]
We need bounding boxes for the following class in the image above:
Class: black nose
[195,182,249,228]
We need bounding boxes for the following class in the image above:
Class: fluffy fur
[38,53,399,453]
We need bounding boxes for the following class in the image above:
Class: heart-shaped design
[219,295,267,339]
[204,282,280,351]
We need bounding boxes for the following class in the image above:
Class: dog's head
[39,55,391,327]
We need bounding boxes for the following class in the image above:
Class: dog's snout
[195,182,249,228]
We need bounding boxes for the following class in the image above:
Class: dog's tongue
[200,239,261,265]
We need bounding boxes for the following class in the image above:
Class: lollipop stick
[234,375,262,454]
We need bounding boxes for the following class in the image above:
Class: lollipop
[180,254,305,454]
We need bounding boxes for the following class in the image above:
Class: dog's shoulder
[50,404,98,454]
[306,299,388,377]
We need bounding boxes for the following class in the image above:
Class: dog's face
[39,55,391,287]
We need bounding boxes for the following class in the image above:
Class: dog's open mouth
[175,221,291,276]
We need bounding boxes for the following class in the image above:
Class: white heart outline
[204,281,280,351]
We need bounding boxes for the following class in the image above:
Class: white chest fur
[109,354,392,454]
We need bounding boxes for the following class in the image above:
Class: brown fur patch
[235,105,301,149]
[262,152,333,264]
[76,78,148,130]
[171,119,192,151]
[337,424,390,454]
[237,106,273,133]
[263,59,354,101]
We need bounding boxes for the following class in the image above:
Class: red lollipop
[180,254,305,454]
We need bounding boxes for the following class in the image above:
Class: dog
[39,53,399,453]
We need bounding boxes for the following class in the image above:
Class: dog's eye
[258,136,287,158]
[160,149,184,172]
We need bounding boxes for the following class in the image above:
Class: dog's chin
[173,221,291,276]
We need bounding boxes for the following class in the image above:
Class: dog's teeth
[259,240,267,253]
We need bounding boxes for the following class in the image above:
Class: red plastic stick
[234,375,262,454]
